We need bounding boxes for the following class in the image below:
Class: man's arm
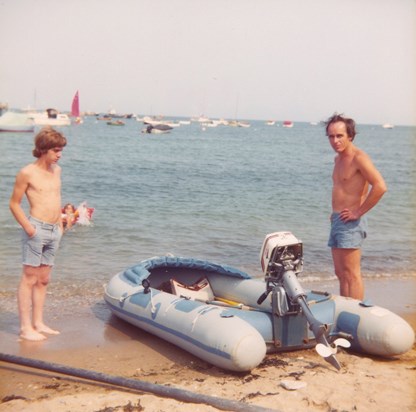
[9,169,36,236]
[354,151,387,218]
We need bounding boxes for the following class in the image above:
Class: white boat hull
[0,112,35,132]
[29,112,71,126]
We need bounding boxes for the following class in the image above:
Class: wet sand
[0,278,415,411]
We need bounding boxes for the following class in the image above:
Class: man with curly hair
[10,127,67,341]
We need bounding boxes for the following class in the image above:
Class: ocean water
[0,118,415,303]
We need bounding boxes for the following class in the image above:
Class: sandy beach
[1,278,415,412]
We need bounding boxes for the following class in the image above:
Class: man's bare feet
[20,328,47,341]
[35,324,60,335]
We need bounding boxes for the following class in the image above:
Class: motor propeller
[316,338,351,358]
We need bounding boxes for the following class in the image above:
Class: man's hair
[33,127,67,158]
[324,113,357,141]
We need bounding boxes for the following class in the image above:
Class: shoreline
[0,278,415,411]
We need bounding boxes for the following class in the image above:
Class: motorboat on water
[283,120,294,128]
[142,124,173,134]
[107,120,125,126]
[0,111,35,132]
[104,232,414,372]
[141,116,180,128]
[29,108,71,126]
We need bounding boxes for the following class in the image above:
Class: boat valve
[142,279,151,294]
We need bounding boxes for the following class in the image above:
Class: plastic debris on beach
[280,380,307,391]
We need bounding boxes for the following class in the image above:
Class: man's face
[45,147,64,164]
[327,121,351,153]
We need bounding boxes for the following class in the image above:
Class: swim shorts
[22,216,63,267]
[327,212,367,249]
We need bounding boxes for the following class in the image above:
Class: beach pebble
[280,380,307,390]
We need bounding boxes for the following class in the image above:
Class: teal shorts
[328,213,367,249]
[22,216,62,267]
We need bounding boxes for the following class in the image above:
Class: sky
[1,0,415,125]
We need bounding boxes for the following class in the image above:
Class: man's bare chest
[28,172,61,195]
[333,157,360,183]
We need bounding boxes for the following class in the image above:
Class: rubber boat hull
[104,256,415,372]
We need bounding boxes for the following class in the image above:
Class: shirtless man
[10,127,67,341]
[325,114,387,300]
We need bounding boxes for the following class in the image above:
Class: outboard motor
[258,232,343,370]
[259,231,304,311]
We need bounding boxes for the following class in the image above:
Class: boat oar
[0,353,277,412]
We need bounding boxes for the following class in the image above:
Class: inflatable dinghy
[104,232,414,371]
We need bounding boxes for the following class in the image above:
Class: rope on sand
[0,353,279,412]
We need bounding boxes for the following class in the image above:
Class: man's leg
[331,247,364,300]
[32,264,60,335]
[18,265,46,341]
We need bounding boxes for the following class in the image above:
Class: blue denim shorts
[328,212,367,249]
[22,216,63,267]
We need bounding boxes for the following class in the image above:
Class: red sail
[71,91,80,117]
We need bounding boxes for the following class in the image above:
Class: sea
[0,118,415,310]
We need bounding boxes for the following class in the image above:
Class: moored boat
[107,120,125,126]
[104,232,414,372]
[142,116,180,128]
[0,111,35,132]
[29,108,71,126]
[142,124,173,134]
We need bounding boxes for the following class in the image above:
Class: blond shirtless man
[10,127,67,341]
[325,114,387,300]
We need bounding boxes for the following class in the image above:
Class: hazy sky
[1,0,415,125]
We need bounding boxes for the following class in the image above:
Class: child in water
[62,203,78,231]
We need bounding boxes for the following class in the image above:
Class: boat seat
[170,277,214,302]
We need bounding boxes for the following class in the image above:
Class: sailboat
[71,91,83,124]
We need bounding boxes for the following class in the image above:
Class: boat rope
[104,285,156,314]
[121,289,143,303]
[103,286,143,303]
[147,288,157,314]
[164,297,185,314]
